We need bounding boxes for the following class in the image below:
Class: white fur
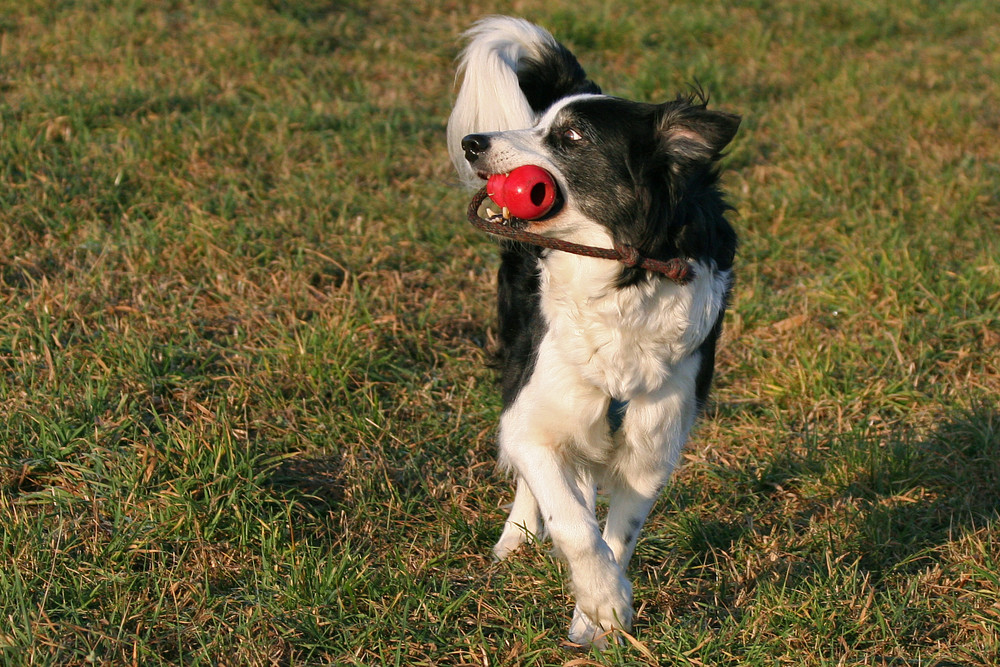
[449,17,732,648]
[447,17,560,187]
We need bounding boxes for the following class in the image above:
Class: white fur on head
[446,16,557,188]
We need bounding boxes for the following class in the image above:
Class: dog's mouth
[475,171,523,228]
[480,201,529,230]
[477,166,559,226]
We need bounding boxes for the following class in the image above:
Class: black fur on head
[517,43,602,113]
[541,92,740,285]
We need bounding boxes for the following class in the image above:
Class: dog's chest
[538,255,725,398]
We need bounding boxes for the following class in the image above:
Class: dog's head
[462,93,740,274]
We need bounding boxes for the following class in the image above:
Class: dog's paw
[568,571,633,648]
[569,606,614,649]
[492,521,539,561]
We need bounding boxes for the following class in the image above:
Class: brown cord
[467,187,694,284]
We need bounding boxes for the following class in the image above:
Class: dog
[447,16,740,647]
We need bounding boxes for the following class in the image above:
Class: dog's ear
[656,102,741,171]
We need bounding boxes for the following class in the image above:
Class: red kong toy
[486,165,558,220]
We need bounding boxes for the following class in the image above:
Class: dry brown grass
[1,0,998,664]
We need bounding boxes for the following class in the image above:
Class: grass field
[1,0,999,664]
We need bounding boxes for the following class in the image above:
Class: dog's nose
[461,134,491,163]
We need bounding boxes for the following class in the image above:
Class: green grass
[1,0,998,664]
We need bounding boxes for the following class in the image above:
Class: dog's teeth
[486,207,497,218]
[502,206,510,219]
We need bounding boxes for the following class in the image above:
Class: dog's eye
[562,127,583,142]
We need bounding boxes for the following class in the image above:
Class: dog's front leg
[501,433,632,647]
[493,476,544,560]
[603,371,699,565]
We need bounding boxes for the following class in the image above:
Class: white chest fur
[538,251,729,400]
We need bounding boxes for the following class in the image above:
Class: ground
[1,1,998,664]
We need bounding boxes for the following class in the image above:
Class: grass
[1,0,998,664]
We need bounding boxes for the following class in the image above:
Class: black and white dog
[447,17,740,647]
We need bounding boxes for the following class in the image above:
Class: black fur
[495,244,546,406]
[695,311,726,408]
[516,42,601,113]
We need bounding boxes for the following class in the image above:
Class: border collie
[447,16,740,648]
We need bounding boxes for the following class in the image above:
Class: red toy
[486,165,557,220]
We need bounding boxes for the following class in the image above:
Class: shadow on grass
[804,403,1000,573]
[266,456,347,507]
[841,402,1000,574]
[676,401,999,577]
[632,402,999,664]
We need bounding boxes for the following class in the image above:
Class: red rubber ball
[486,172,509,209]
[487,165,557,220]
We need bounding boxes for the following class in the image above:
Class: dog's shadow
[837,404,1000,575]
[643,400,999,618]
